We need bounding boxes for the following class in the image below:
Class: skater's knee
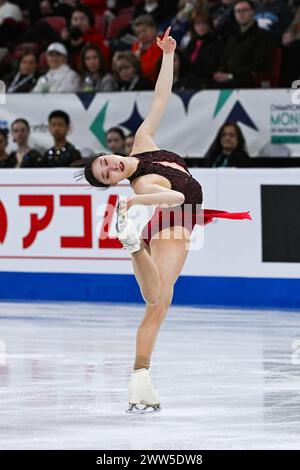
[151,288,173,307]
[143,292,161,305]
[141,301,171,328]
[145,295,169,307]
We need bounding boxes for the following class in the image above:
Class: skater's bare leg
[131,246,162,306]
[133,228,189,369]
[127,230,189,412]
[134,286,173,370]
[131,227,190,305]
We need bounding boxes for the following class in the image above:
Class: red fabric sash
[202,209,252,225]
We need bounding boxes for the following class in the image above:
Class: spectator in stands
[133,0,171,28]
[170,0,194,45]
[131,14,163,84]
[41,110,81,167]
[10,119,42,167]
[258,141,291,157]
[155,47,200,90]
[176,0,196,21]
[180,9,223,87]
[213,0,272,88]
[0,0,23,48]
[112,50,152,91]
[255,0,294,43]
[0,0,22,24]
[281,6,300,86]
[5,51,39,93]
[106,127,126,156]
[60,4,110,70]
[0,128,15,168]
[124,133,135,156]
[32,42,79,93]
[203,122,251,167]
[79,44,117,92]
[27,0,77,23]
[209,0,237,40]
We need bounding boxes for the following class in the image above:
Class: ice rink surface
[0,301,299,450]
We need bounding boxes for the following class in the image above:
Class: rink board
[0,168,299,309]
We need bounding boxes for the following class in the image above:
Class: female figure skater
[75,26,251,414]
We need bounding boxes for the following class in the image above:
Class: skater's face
[221,125,238,152]
[92,154,126,186]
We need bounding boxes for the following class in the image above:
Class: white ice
[0,301,300,450]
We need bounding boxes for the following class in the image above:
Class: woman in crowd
[106,127,126,156]
[112,50,153,91]
[203,122,251,167]
[181,9,223,88]
[60,4,110,70]
[10,119,42,167]
[79,44,118,92]
[6,51,39,93]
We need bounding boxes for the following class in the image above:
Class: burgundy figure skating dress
[127,149,251,246]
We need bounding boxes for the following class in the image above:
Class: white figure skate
[116,196,141,254]
[126,368,161,414]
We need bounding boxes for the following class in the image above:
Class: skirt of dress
[141,206,252,246]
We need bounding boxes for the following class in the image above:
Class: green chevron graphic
[213,90,234,118]
[90,101,109,147]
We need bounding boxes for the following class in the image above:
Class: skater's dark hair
[72,153,110,189]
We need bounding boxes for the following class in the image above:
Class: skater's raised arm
[131,26,177,151]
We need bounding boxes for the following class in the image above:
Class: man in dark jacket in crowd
[213,0,273,88]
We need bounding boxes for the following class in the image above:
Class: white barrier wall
[0,168,299,309]
[1,89,300,157]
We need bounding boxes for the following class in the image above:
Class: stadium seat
[40,16,67,34]
[253,47,282,88]
[107,12,132,39]
[13,42,41,59]
[119,7,134,16]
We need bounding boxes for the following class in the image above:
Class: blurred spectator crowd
[0,0,299,94]
[1,0,300,169]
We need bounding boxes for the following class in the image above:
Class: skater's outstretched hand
[156,26,176,54]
